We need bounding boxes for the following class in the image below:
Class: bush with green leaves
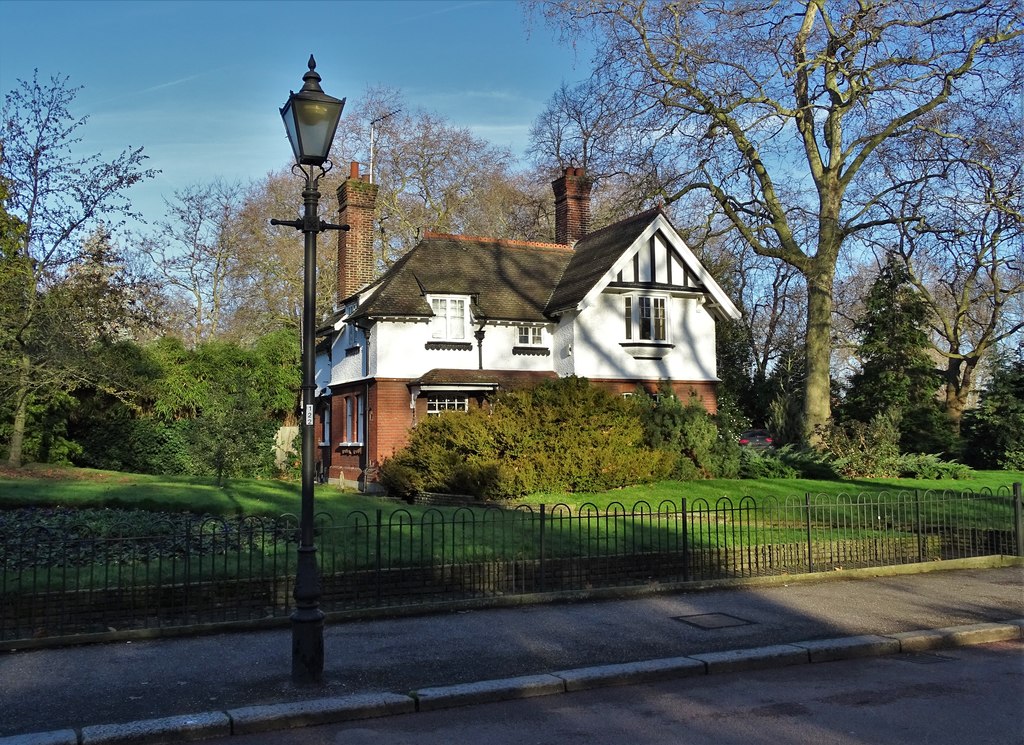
[815,411,903,478]
[379,377,675,500]
[70,332,299,480]
[892,453,973,480]
[816,411,972,479]
[738,447,799,479]
[631,386,741,479]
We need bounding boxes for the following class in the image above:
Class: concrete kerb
[890,620,1024,652]
[2,620,1022,745]
[226,693,415,735]
[79,712,230,745]
[412,674,566,712]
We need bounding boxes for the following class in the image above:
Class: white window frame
[340,393,365,445]
[429,295,469,341]
[426,394,469,416]
[517,326,544,346]
[319,405,331,446]
[625,293,669,342]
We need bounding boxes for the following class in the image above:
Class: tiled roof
[348,208,674,324]
[413,368,558,387]
[545,207,663,314]
[351,234,574,323]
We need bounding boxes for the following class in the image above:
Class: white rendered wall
[332,318,559,383]
[570,292,718,381]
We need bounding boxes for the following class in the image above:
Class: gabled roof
[343,209,739,325]
[547,207,741,322]
[349,234,573,323]
[545,207,662,314]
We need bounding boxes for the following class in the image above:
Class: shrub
[631,387,745,479]
[739,448,799,479]
[772,445,839,479]
[815,411,902,478]
[962,355,1024,469]
[378,458,426,502]
[382,377,675,500]
[893,453,974,480]
[816,412,972,480]
[999,450,1024,471]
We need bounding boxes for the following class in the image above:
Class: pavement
[1,560,1022,745]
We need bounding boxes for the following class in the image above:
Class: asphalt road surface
[199,639,1024,745]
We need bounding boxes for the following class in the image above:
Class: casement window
[429,296,468,341]
[426,394,468,416]
[517,326,543,346]
[340,393,364,444]
[624,295,668,341]
[319,406,331,446]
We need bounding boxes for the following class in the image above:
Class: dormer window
[429,296,468,341]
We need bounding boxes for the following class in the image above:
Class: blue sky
[0,0,592,231]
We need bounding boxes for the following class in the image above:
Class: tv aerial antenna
[369,109,401,184]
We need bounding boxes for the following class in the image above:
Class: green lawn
[0,464,383,518]
[1,463,1021,518]
[3,465,1019,595]
[524,471,1023,509]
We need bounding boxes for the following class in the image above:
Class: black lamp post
[271,55,346,685]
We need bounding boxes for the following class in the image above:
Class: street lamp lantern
[271,55,349,686]
[280,55,345,166]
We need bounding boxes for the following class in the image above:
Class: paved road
[196,640,1024,745]
[1,564,1022,739]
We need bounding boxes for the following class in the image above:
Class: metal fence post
[374,509,383,606]
[805,493,814,573]
[1014,483,1023,558]
[915,490,924,562]
[538,504,547,593]
[681,497,689,583]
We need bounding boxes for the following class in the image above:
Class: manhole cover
[672,613,752,629]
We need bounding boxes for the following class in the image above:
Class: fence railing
[2,485,1021,642]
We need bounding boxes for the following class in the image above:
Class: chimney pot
[349,161,360,179]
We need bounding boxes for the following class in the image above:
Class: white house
[316,165,741,489]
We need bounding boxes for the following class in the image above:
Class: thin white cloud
[136,72,208,95]
[397,1,495,22]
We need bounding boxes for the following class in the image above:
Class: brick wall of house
[327,387,362,485]
[369,379,415,467]
[588,378,720,414]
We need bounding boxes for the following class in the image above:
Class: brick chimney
[552,166,592,246]
[337,161,379,304]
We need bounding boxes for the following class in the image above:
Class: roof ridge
[422,231,572,251]
[577,205,665,244]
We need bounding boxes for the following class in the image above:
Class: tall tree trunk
[803,264,834,444]
[7,353,31,466]
[944,356,975,437]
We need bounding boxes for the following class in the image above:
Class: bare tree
[330,87,550,269]
[223,168,340,338]
[532,0,1023,441]
[891,116,1024,431]
[1,71,157,465]
[139,180,245,346]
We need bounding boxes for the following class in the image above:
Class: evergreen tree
[962,350,1024,469]
[841,256,951,453]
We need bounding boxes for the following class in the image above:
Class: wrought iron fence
[2,485,1021,642]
